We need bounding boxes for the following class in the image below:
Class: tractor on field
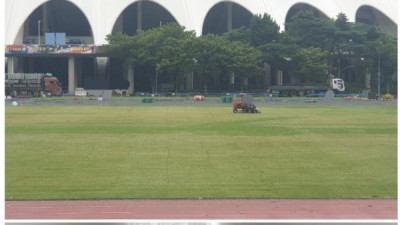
[233,94,261,113]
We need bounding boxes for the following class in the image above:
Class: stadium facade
[4,0,398,94]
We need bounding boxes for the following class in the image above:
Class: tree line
[105,10,397,94]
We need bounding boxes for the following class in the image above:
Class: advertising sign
[5,44,96,54]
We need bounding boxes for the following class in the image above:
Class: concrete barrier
[86,90,113,100]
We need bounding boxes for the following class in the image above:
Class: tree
[228,41,263,91]
[286,10,337,51]
[292,47,332,84]
[224,13,280,47]
[376,34,398,93]
[334,12,351,31]
[189,34,230,93]
[249,13,280,47]
[104,13,397,94]
[105,23,196,92]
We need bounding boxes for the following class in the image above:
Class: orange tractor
[233,94,261,113]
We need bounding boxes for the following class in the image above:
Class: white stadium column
[186,72,193,90]
[68,56,76,94]
[276,70,283,86]
[128,65,135,95]
[365,69,371,89]
[7,56,15,74]
[264,62,271,89]
[243,76,248,88]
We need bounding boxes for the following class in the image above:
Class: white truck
[270,78,345,97]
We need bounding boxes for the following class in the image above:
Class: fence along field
[5,105,397,200]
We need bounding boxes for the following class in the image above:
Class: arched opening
[20,0,93,44]
[356,6,397,37]
[202,1,253,35]
[8,0,96,94]
[112,0,177,35]
[285,3,328,30]
[110,1,179,93]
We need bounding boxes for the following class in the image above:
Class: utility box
[142,98,154,103]
[75,88,87,97]
[221,96,233,103]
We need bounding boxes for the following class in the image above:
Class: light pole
[38,20,41,45]
[192,58,197,90]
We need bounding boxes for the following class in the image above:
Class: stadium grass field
[5,105,397,200]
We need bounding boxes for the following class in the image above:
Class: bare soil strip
[5,199,396,220]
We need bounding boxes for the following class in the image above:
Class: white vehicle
[270,77,345,97]
[331,78,345,92]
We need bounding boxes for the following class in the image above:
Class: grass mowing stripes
[5,105,397,200]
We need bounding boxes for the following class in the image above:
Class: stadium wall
[5,0,398,46]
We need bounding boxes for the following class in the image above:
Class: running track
[5,199,397,219]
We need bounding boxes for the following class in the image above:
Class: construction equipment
[233,94,261,113]
[5,73,63,97]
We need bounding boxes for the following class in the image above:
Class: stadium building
[5,0,398,94]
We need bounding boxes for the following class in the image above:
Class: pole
[192,58,197,91]
[38,20,41,45]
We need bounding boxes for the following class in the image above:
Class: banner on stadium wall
[5,44,96,54]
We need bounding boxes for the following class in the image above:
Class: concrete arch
[286,2,330,19]
[285,2,331,30]
[333,0,397,24]
[110,0,180,36]
[284,0,343,23]
[202,1,254,35]
[97,0,191,44]
[6,0,48,44]
[356,4,397,36]
[5,0,398,44]
[6,0,95,44]
[191,0,269,36]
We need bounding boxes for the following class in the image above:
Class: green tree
[334,12,351,31]
[286,10,337,51]
[249,13,280,47]
[104,13,397,94]
[105,23,196,92]
[228,41,263,91]
[292,47,332,84]
[189,35,231,93]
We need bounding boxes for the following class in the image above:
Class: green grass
[5,105,397,200]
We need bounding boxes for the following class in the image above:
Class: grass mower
[233,94,261,113]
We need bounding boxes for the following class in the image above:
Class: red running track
[5,199,397,220]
